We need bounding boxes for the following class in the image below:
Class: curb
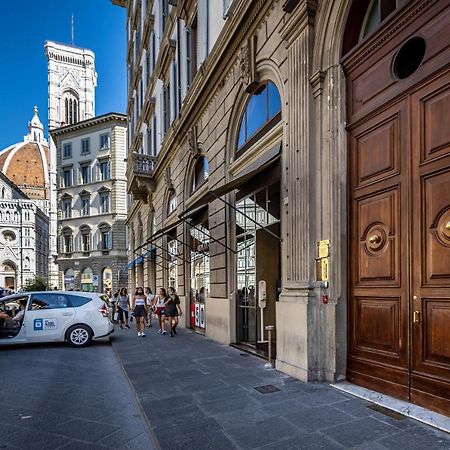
[111,338,161,450]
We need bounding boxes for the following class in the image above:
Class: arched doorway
[102,267,113,293]
[1,261,17,291]
[81,267,94,292]
[64,268,75,290]
[344,0,450,415]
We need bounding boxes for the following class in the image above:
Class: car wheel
[66,325,93,347]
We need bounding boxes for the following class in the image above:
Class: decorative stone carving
[164,166,174,191]
[187,126,200,158]
[238,36,259,93]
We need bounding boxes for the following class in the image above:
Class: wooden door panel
[355,114,400,186]
[423,171,450,284]
[422,298,450,367]
[421,85,450,163]
[353,296,400,357]
[356,189,400,285]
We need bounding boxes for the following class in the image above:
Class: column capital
[281,0,317,45]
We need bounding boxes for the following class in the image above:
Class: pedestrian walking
[117,287,131,329]
[155,288,168,335]
[166,286,182,337]
[145,287,155,328]
[132,287,147,337]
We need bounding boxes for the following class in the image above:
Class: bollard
[265,325,275,368]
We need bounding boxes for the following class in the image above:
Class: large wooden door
[345,0,450,415]
[410,74,450,414]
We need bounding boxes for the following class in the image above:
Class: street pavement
[111,326,450,450]
[0,339,156,450]
[1,329,450,450]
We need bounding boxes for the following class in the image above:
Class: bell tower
[44,40,97,288]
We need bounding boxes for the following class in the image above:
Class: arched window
[62,91,79,125]
[81,267,93,292]
[192,156,209,193]
[360,0,409,41]
[167,190,177,216]
[237,81,281,152]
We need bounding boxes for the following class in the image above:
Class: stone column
[276,1,318,382]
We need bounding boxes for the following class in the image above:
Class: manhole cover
[367,404,405,420]
[254,385,281,394]
[240,353,249,357]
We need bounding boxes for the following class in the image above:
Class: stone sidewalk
[111,327,450,450]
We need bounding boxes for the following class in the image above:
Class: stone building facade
[0,173,49,291]
[115,0,450,416]
[51,113,128,293]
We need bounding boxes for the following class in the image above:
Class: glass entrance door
[235,180,280,350]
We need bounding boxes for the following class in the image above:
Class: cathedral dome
[0,107,49,201]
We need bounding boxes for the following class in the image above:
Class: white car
[0,291,114,347]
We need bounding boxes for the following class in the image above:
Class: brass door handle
[446,221,450,231]
[369,235,381,244]
[413,310,420,324]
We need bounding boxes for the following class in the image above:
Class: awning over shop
[181,141,281,219]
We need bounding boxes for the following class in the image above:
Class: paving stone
[285,405,354,432]
[51,418,120,443]
[322,417,398,447]
[2,428,72,450]
[226,416,301,449]
[256,432,343,449]
[379,425,450,450]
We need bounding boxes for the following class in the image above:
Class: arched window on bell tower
[62,91,80,125]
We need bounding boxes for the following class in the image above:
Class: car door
[24,293,75,342]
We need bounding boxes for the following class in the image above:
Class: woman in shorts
[132,287,147,337]
[155,288,168,335]
[166,286,182,337]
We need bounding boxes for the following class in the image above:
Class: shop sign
[92,275,99,287]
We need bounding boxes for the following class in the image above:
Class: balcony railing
[132,152,156,175]
[127,152,157,202]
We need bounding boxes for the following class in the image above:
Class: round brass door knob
[446,221,450,231]
[369,235,381,244]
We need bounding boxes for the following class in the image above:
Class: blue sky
[0,0,126,149]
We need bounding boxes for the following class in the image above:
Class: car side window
[67,295,90,307]
[30,294,69,310]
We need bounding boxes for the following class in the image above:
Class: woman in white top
[131,287,147,337]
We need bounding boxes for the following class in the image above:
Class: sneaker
[119,325,123,329]
[138,332,142,337]
[172,328,177,335]
[125,324,130,329]
[162,330,166,335]
[170,331,174,337]
[141,333,146,337]
[157,329,162,334]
